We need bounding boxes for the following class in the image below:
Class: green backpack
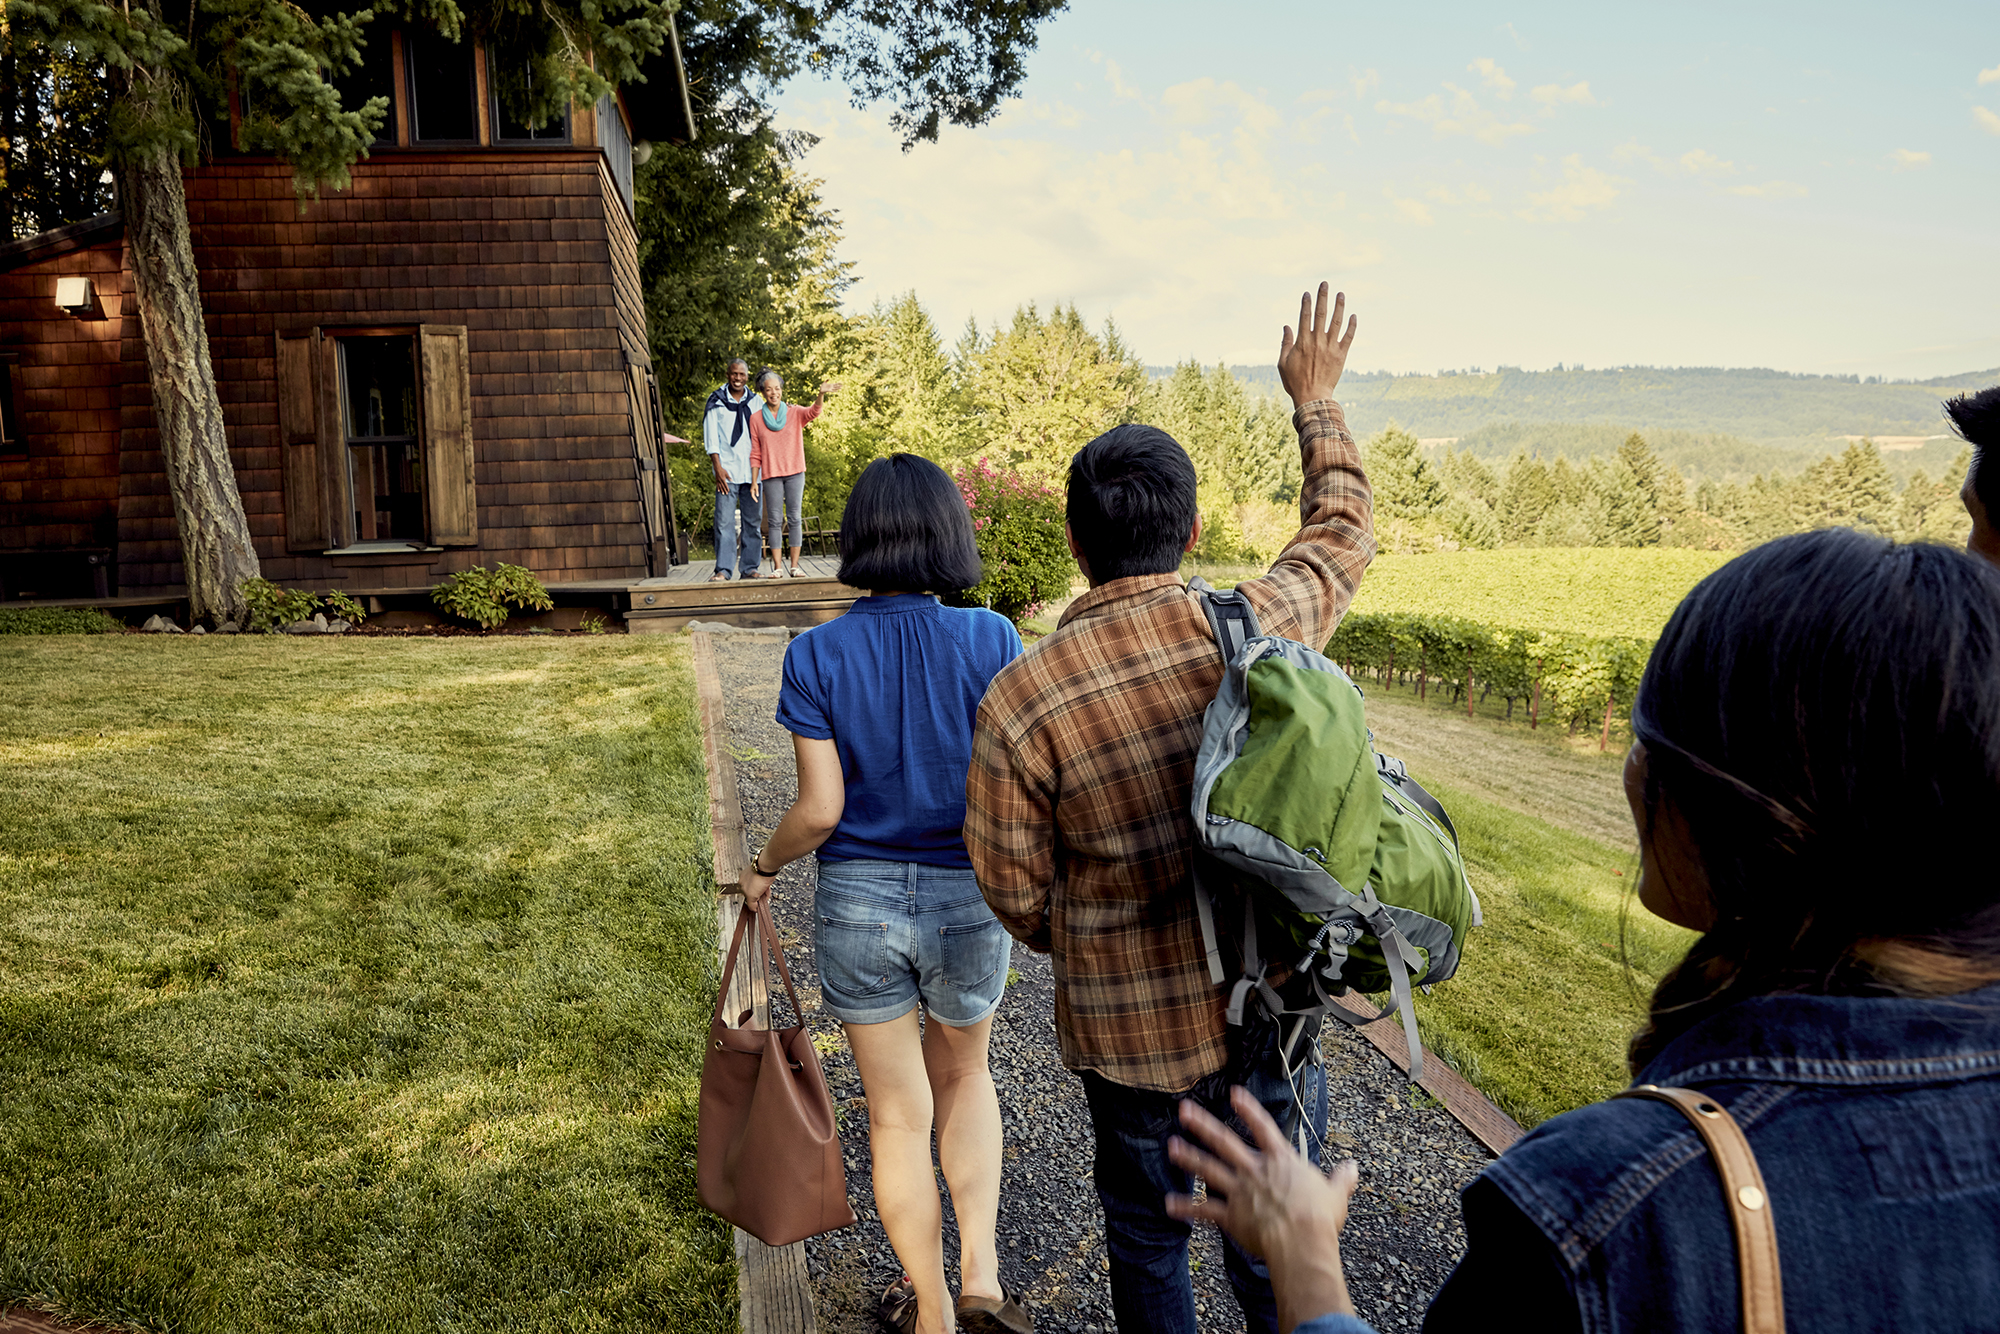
[1188,579,1481,1085]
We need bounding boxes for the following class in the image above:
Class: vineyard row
[1324,610,1656,745]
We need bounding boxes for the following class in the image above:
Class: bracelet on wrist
[751,850,776,877]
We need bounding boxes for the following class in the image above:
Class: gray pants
[712,481,760,577]
[764,471,805,551]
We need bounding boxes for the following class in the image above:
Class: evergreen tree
[964,302,1144,481]
[1439,447,1501,509]
[1497,452,1554,542]
[1792,439,1897,535]
[0,21,113,238]
[1896,450,1974,543]
[1363,424,1448,523]
[1588,455,1659,547]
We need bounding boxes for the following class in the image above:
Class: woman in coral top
[749,369,841,577]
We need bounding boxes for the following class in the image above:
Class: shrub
[944,458,1075,625]
[0,607,125,634]
[240,579,372,633]
[431,564,555,630]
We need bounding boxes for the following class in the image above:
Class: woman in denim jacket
[1168,527,2000,1333]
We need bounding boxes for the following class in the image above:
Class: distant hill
[1147,362,1996,448]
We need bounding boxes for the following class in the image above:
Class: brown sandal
[878,1276,918,1332]
[956,1289,1033,1333]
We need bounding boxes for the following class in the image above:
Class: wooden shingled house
[0,20,694,605]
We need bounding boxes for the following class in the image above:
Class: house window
[0,358,22,454]
[339,336,426,542]
[331,34,397,146]
[404,31,477,143]
[490,55,570,143]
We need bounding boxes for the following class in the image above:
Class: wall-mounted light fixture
[54,276,101,319]
[632,139,654,166]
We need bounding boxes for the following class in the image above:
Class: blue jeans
[713,480,760,576]
[1080,1012,1329,1334]
[764,471,805,552]
[812,859,1012,1027]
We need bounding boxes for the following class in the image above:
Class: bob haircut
[837,454,984,594]
[1626,527,2000,1071]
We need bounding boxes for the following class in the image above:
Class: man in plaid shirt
[966,284,1374,1334]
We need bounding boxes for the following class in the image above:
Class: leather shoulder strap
[1615,1084,1784,1334]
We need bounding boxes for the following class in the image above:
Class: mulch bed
[711,633,1494,1334]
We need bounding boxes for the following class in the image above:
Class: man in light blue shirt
[703,358,761,579]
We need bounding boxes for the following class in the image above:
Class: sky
[769,2,2000,380]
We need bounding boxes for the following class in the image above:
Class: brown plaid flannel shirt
[966,399,1374,1093]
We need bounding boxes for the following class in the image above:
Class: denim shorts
[813,859,1013,1028]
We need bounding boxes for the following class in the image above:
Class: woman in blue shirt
[1164,527,2000,1334]
[740,453,1030,1334]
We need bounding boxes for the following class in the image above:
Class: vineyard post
[1387,649,1394,691]
[1600,694,1615,752]
[1531,660,1542,730]
[1465,665,1474,718]
[1419,644,1427,702]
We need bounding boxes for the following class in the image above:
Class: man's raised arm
[1247,283,1375,649]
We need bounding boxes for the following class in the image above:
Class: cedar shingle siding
[2,146,658,595]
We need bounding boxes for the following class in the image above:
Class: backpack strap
[1614,1085,1784,1334]
[1377,753,1462,851]
[1187,575,1263,668]
[1321,884,1429,1084]
[1192,862,1228,986]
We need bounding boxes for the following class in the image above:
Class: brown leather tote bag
[696,900,857,1246]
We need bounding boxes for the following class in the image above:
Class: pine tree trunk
[120,137,259,623]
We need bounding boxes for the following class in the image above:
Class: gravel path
[710,633,1489,1334]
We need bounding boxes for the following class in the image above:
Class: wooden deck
[567,555,864,634]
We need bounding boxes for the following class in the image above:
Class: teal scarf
[760,401,789,431]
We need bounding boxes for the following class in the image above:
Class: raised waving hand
[1278,281,1358,407]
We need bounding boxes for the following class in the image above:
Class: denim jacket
[1410,984,2000,1333]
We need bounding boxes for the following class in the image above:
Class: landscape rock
[313,611,329,631]
[190,625,207,635]
[141,614,182,634]
[282,620,322,635]
[327,619,351,634]
[216,621,240,635]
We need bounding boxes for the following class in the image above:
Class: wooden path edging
[1329,992,1525,1155]
[689,630,818,1334]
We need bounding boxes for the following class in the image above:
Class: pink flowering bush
[946,458,1075,625]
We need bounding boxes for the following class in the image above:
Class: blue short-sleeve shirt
[776,595,1022,866]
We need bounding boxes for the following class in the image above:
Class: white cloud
[1891,148,1932,170]
[1469,58,1516,99]
[1977,106,2000,136]
[1613,142,1734,176]
[1090,53,1142,102]
[1518,155,1626,221]
[1530,81,1599,111]
[1728,180,1809,199]
[780,90,1383,366]
[1678,148,1736,176]
[1387,190,1435,225]
[1979,63,2000,85]
[1352,68,1382,100]
[1377,84,1535,145]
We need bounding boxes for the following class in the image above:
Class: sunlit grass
[0,637,733,1333]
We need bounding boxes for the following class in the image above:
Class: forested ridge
[1207,361,1995,445]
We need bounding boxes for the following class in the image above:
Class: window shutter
[419,324,478,546]
[274,331,329,550]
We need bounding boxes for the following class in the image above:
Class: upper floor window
[331,35,396,146]
[491,56,571,144]
[404,32,477,144]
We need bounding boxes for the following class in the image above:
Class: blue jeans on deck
[1079,1011,1328,1334]
[713,481,761,576]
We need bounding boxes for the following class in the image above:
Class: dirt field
[1360,688,1637,852]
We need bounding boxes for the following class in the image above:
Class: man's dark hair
[1066,424,1199,583]
[838,454,983,593]
[1945,385,2000,514]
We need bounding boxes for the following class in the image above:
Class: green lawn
[1383,779,1695,1128]
[0,638,732,1332]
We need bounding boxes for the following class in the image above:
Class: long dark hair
[837,454,983,594]
[1626,528,2000,1072]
